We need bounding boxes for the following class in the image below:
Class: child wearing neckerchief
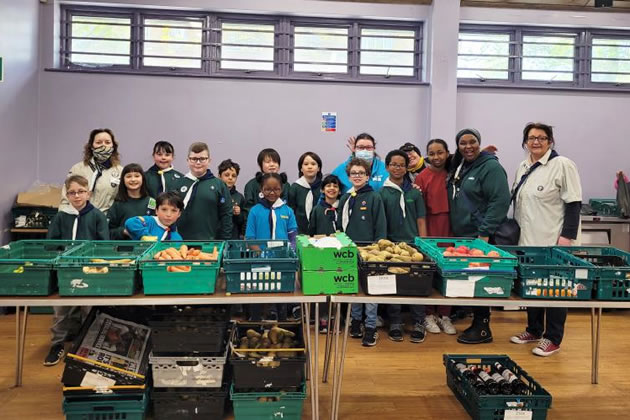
[289,152,323,235]
[242,148,290,218]
[125,191,183,241]
[308,174,341,236]
[219,159,246,239]
[145,141,184,199]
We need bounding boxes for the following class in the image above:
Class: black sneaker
[319,318,328,334]
[388,326,404,342]
[410,323,426,343]
[457,317,493,344]
[350,319,363,338]
[291,305,302,321]
[362,328,378,347]
[44,344,65,366]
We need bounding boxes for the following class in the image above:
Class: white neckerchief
[268,198,285,240]
[295,176,315,222]
[452,160,465,200]
[153,216,171,241]
[182,171,200,209]
[158,166,173,194]
[383,178,406,218]
[326,199,340,231]
[62,207,81,240]
[341,187,356,232]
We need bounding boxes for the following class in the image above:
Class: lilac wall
[0,0,40,243]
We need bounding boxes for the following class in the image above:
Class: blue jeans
[387,304,425,326]
[351,303,378,329]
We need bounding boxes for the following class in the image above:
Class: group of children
[44,134,458,366]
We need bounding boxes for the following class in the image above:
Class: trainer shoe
[350,319,363,339]
[423,315,441,334]
[532,338,560,357]
[510,331,541,344]
[44,344,65,366]
[388,324,404,342]
[319,318,328,334]
[362,327,378,347]
[375,315,385,328]
[410,323,426,343]
[437,316,457,335]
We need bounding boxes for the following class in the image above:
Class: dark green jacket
[107,197,156,239]
[229,187,246,239]
[288,183,322,235]
[337,190,387,242]
[243,176,290,215]
[308,202,338,236]
[47,204,109,240]
[145,167,185,199]
[380,184,426,243]
[177,177,233,240]
[447,153,510,237]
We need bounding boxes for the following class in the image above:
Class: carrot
[162,253,172,260]
[168,265,190,272]
[154,251,163,259]
[190,249,201,257]
[180,245,188,259]
[165,247,180,259]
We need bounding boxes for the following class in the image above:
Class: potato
[377,239,394,248]
[399,250,410,257]
[412,252,424,262]
[372,256,386,262]
[397,255,412,262]
[246,329,261,339]
[360,251,368,260]
[392,245,402,255]
[385,246,394,253]
[388,267,411,274]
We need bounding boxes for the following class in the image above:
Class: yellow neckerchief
[408,157,424,173]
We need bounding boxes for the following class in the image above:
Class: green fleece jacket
[229,187,246,239]
[145,166,185,198]
[337,189,387,242]
[288,183,322,235]
[307,202,338,236]
[47,204,109,240]
[107,197,156,239]
[447,153,510,237]
[380,184,426,243]
[177,176,233,240]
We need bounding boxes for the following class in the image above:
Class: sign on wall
[322,112,337,132]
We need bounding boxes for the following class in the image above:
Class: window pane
[220,22,275,71]
[294,26,348,73]
[592,59,630,73]
[592,73,630,83]
[592,38,630,84]
[361,51,414,66]
[458,32,510,80]
[522,35,575,82]
[361,66,413,76]
[70,15,131,65]
[360,28,415,76]
[143,19,202,69]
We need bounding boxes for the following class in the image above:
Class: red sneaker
[510,331,540,344]
[532,338,560,357]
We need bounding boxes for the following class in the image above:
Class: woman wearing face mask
[331,133,389,194]
[60,128,123,214]
[448,128,511,345]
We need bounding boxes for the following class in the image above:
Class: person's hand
[346,136,356,154]
[482,145,498,155]
[617,170,624,178]
[233,204,241,216]
[412,183,422,192]
[557,236,572,246]
[478,236,489,242]
[123,229,130,238]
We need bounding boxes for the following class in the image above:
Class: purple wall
[0,0,40,244]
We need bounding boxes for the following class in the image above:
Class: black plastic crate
[230,321,306,390]
[152,386,228,420]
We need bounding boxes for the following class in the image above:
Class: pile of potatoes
[359,239,425,263]
[237,326,300,360]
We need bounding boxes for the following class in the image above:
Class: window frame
[586,30,630,89]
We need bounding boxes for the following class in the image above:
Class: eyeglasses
[188,157,209,163]
[349,171,367,177]
[262,187,282,194]
[355,145,375,151]
[67,190,88,196]
[388,163,406,169]
[527,136,549,143]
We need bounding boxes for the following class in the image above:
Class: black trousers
[473,307,490,319]
[526,307,567,345]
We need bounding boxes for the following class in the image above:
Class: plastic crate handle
[175,360,200,367]
[92,406,115,412]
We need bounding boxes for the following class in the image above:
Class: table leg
[330,303,341,420]
[14,305,21,387]
[302,303,310,382]
[18,306,29,387]
[314,302,319,420]
[594,307,602,384]
[333,304,351,420]
[322,300,333,383]
[304,303,315,420]
[591,307,597,384]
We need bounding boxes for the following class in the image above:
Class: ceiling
[330,0,630,11]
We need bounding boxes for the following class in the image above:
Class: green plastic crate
[230,384,306,420]
[499,246,595,300]
[301,268,359,295]
[589,198,620,217]
[557,246,630,300]
[63,390,149,420]
[57,241,154,296]
[297,233,358,271]
[223,240,298,293]
[444,354,552,420]
[139,241,224,295]
[415,237,517,272]
[437,270,514,298]
[0,240,84,296]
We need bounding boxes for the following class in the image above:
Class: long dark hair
[83,128,120,166]
[116,163,149,201]
[298,151,323,178]
[426,138,452,171]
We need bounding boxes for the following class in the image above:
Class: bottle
[454,363,487,394]
[489,367,513,395]
[471,366,499,395]
[494,362,528,395]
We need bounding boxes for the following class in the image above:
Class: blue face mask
[355,150,374,163]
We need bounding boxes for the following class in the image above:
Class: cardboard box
[16,184,62,208]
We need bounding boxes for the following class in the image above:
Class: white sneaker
[437,315,457,335]
[376,315,385,328]
[423,314,441,334]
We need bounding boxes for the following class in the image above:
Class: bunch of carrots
[153,245,219,272]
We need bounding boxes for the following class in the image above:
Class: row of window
[60,6,630,89]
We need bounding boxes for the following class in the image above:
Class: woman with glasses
[331,132,389,193]
[176,142,233,240]
[60,128,123,214]
[510,122,582,357]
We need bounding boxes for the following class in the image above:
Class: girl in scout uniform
[145,141,184,198]
[289,152,323,234]
[380,150,428,344]
[177,142,233,240]
[243,148,290,216]
[107,163,156,240]
[60,128,123,214]
[338,158,387,347]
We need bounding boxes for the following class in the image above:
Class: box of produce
[296,233,357,271]
[223,240,298,293]
[444,354,552,420]
[140,241,223,295]
[230,384,306,420]
[300,267,359,295]
[436,271,514,298]
[415,237,517,272]
[0,240,83,296]
[500,246,595,300]
[153,386,227,420]
[57,241,154,296]
[588,198,620,217]
[357,240,436,296]
[229,321,305,390]
[63,389,149,420]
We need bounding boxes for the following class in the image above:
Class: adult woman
[510,122,582,357]
[332,133,389,194]
[60,128,123,213]
[448,128,510,345]
[400,142,426,184]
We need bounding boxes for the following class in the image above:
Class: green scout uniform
[107,196,156,240]
[380,180,426,243]
[47,203,109,240]
[338,187,387,242]
[288,178,322,235]
[307,201,339,236]
[177,173,233,240]
[243,175,290,215]
[229,186,246,239]
[447,153,511,238]
[145,166,184,198]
